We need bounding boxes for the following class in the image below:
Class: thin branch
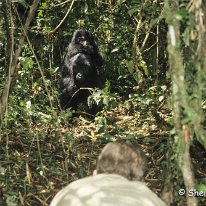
[47,0,75,35]
[14,5,53,108]
[0,0,40,125]
[54,0,71,7]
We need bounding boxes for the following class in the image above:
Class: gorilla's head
[68,29,98,56]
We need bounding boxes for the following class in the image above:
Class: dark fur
[58,29,104,110]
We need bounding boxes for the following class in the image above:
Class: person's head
[96,142,147,181]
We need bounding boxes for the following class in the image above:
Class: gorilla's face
[71,30,96,54]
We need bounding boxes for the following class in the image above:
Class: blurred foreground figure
[50,143,166,206]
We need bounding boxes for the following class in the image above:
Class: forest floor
[0,98,206,206]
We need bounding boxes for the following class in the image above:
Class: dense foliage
[0,1,206,206]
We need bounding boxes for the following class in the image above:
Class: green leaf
[183,28,190,46]
[38,10,43,17]
[195,184,206,192]
[181,110,197,124]
[6,195,18,206]
[122,134,135,140]
[127,60,134,74]
[84,2,88,13]
[41,2,47,8]
[103,96,110,106]
[111,48,119,53]
[128,8,139,16]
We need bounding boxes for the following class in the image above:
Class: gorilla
[58,29,104,110]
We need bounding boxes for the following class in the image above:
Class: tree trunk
[165,1,198,205]
[0,0,40,126]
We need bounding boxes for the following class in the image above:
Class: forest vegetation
[0,0,206,205]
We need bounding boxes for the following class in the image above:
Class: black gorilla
[58,29,104,110]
